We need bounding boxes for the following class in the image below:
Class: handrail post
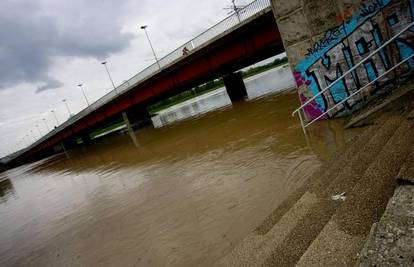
[304,53,414,129]
[298,110,307,135]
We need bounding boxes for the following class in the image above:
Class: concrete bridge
[8,0,283,166]
[6,0,414,167]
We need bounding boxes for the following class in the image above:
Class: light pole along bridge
[7,0,284,167]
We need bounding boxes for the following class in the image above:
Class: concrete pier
[223,72,247,102]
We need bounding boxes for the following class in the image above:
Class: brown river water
[0,90,357,266]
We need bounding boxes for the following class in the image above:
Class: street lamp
[140,25,161,70]
[42,118,50,132]
[224,0,244,22]
[101,61,117,92]
[77,84,90,106]
[62,99,72,118]
[51,110,59,126]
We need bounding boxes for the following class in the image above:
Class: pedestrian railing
[9,0,272,162]
[292,21,414,134]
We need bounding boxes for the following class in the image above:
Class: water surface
[0,87,355,266]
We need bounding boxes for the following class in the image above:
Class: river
[0,66,356,266]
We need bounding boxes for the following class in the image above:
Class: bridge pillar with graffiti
[271,0,414,121]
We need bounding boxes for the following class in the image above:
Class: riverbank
[151,64,295,128]
[149,61,289,114]
[218,87,414,266]
[86,63,294,139]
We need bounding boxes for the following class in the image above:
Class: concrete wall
[271,0,414,121]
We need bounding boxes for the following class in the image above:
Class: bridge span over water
[7,0,284,166]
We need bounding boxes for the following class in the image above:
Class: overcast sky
[0,0,265,157]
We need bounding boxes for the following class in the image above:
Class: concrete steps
[217,122,378,266]
[216,118,383,267]
[396,148,414,184]
[356,184,414,266]
[296,117,414,266]
[217,192,318,267]
[345,82,414,128]
[355,111,414,266]
[216,115,402,267]
[259,116,404,267]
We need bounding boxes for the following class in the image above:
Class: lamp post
[51,110,59,126]
[140,25,161,70]
[77,84,90,106]
[232,0,241,22]
[42,118,50,132]
[101,61,117,92]
[62,99,72,118]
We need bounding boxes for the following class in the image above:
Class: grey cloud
[0,0,134,92]
[37,79,63,92]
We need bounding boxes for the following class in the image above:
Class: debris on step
[356,185,414,266]
[331,192,346,201]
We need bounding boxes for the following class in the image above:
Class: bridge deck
[8,0,284,165]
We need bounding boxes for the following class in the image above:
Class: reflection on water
[152,89,232,128]
[0,178,14,203]
[245,64,295,99]
[0,89,360,267]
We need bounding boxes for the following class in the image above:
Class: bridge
[7,0,283,166]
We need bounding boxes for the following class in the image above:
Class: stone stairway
[355,111,414,266]
[216,101,414,266]
[356,185,414,266]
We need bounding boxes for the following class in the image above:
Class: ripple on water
[0,88,360,266]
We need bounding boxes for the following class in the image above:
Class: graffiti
[293,71,311,87]
[296,0,414,120]
[359,0,385,18]
[305,22,346,57]
[299,94,327,120]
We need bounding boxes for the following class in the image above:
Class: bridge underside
[11,10,284,166]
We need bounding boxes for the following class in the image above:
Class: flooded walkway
[0,86,356,266]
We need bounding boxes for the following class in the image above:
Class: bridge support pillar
[125,107,153,129]
[223,72,247,102]
[80,133,92,145]
[62,138,77,149]
[122,112,139,147]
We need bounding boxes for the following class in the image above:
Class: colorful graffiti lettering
[296,0,414,120]
[293,71,311,87]
[299,94,327,120]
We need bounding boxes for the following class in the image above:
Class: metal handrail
[292,21,414,118]
[305,53,414,128]
[8,0,271,162]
